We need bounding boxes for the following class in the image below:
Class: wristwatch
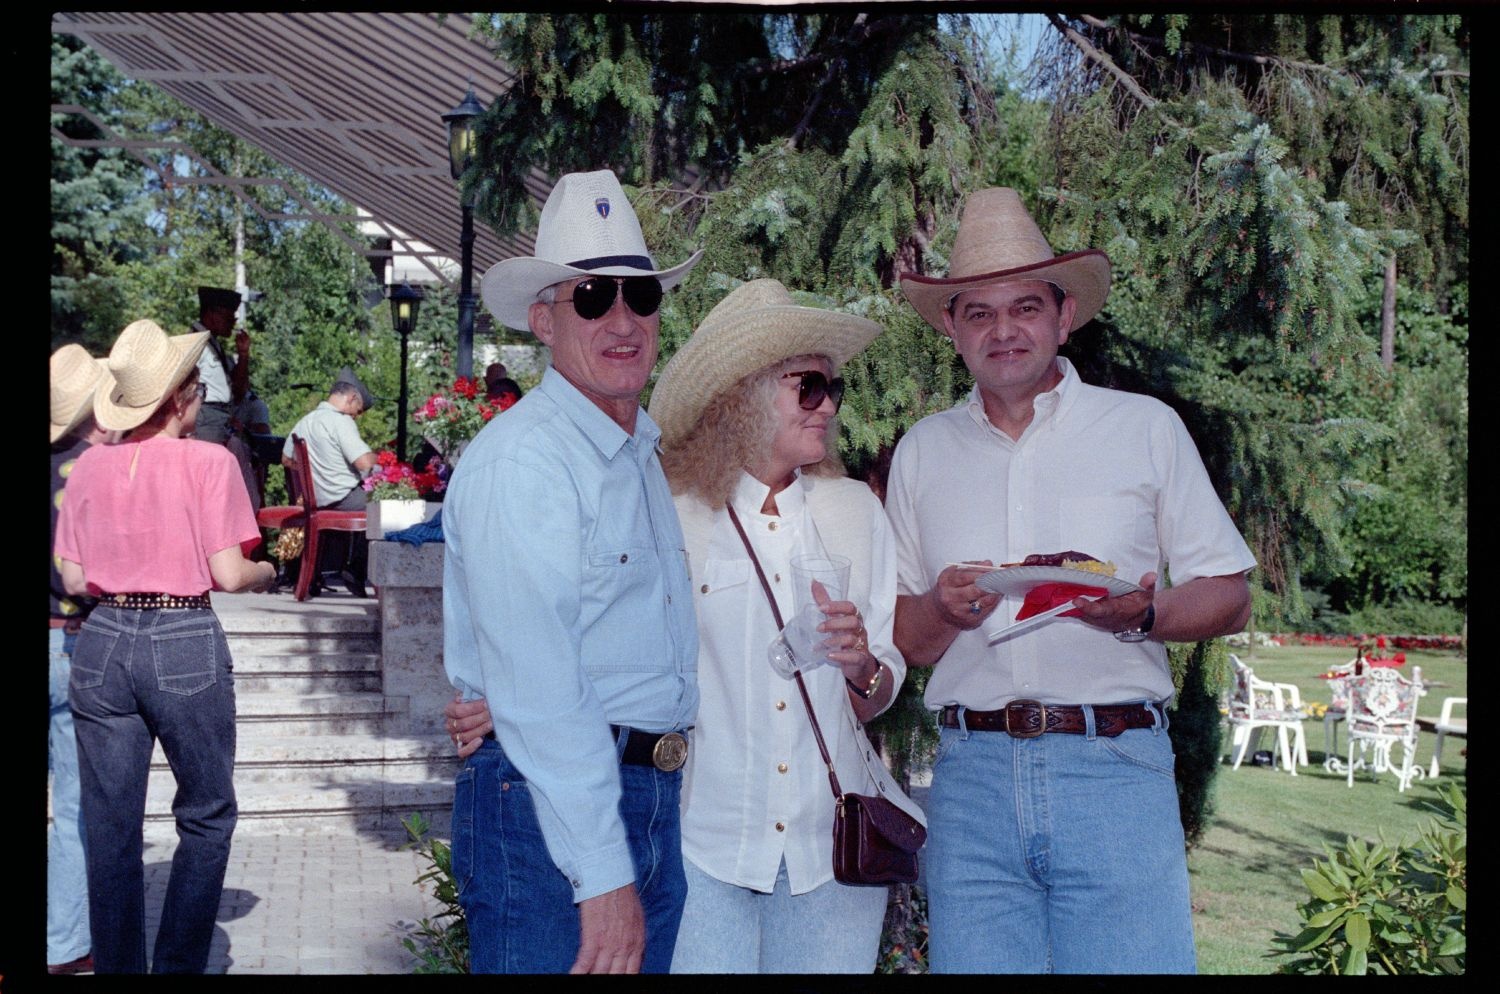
[1113,603,1156,643]
[847,664,885,700]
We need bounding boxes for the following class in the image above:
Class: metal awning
[51,11,548,289]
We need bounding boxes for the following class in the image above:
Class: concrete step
[232,665,382,694]
[144,775,454,836]
[227,632,381,656]
[235,693,407,736]
[150,735,461,785]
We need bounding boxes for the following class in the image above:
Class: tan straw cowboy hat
[480,170,704,331]
[899,187,1112,334]
[51,344,109,443]
[648,278,882,449]
[94,319,209,432]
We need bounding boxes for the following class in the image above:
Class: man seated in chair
[281,367,378,596]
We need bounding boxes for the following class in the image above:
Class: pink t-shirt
[54,435,261,596]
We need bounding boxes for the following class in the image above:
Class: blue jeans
[451,735,687,974]
[670,856,887,973]
[69,606,238,974]
[49,626,91,964]
[924,705,1196,974]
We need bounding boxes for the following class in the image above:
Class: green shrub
[1339,598,1467,637]
[1273,784,1465,974]
[397,812,470,974]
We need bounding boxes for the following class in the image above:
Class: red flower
[497,392,517,411]
[377,450,398,467]
[453,377,478,399]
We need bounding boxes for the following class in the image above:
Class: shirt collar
[963,357,1081,434]
[730,467,806,518]
[536,366,657,462]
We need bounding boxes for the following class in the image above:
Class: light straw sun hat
[480,170,704,331]
[50,344,109,443]
[899,187,1112,334]
[93,319,209,432]
[648,278,882,449]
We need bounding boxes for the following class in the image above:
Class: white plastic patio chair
[1428,696,1467,778]
[1226,654,1309,774]
[1345,665,1426,792]
[1320,658,1360,772]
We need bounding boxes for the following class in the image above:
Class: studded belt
[939,700,1164,738]
[100,592,213,610]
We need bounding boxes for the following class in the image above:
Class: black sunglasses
[781,369,845,412]
[556,276,664,321]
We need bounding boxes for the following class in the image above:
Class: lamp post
[442,85,486,381]
[389,282,424,462]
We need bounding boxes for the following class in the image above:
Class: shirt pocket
[697,557,752,600]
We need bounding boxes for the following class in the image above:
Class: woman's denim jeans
[49,626,91,964]
[451,737,687,974]
[669,855,887,973]
[924,707,1197,974]
[69,606,238,974]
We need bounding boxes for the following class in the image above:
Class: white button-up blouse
[677,470,904,895]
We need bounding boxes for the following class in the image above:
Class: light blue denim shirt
[443,366,699,901]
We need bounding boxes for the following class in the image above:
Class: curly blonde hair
[662,355,844,509]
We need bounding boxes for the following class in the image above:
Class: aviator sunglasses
[556,276,664,321]
[781,369,846,412]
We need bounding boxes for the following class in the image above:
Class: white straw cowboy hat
[899,187,1112,334]
[94,319,210,432]
[50,344,109,443]
[480,169,704,331]
[649,278,882,449]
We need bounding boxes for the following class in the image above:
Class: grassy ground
[1188,644,1467,974]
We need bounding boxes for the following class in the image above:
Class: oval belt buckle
[651,732,688,772]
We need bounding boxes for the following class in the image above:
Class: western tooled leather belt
[482,725,689,771]
[939,700,1163,738]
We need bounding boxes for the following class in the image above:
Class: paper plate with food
[972,551,1142,599]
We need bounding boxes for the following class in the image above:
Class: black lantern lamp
[442,85,486,380]
[388,282,424,462]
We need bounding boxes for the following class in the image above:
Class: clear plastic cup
[767,554,852,679]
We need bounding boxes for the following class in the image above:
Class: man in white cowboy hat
[441,169,703,974]
[191,285,251,445]
[886,188,1255,973]
[280,366,379,596]
[48,343,114,976]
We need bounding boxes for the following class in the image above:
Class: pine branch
[788,13,866,151]
[1047,13,1158,109]
[1077,13,1470,81]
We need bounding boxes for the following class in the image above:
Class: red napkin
[1014,582,1110,621]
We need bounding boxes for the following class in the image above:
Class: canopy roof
[52,11,548,289]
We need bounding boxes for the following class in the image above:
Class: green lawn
[1189,644,1468,974]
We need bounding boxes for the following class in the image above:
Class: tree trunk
[1381,255,1397,372]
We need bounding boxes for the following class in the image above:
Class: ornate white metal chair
[1319,658,1360,772]
[1345,665,1426,791]
[1226,654,1309,774]
[1427,696,1467,778]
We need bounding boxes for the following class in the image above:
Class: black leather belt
[482,725,689,771]
[939,700,1164,738]
[99,592,213,611]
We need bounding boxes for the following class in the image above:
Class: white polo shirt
[885,358,1255,710]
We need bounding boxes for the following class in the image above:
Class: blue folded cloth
[384,508,444,545]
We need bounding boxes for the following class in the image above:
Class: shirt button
[501,782,510,791]
[700,584,709,594]
[619,554,628,563]
[775,700,787,711]
[774,573,781,583]
[571,878,580,888]
[777,763,788,774]
[775,821,785,832]
[768,521,778,531]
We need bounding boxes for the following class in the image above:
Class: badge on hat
[595,197,611,219]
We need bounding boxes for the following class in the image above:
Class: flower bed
[1270,633,1464,652]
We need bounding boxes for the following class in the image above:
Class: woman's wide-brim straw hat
[480,169,704,331]
[50,344,109,443]
[649,278,882,449]
[94,319,209,432]
[899,187,1112,334]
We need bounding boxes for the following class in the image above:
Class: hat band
[566,254,655,271]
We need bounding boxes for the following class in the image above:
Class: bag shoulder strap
[725,503,844,801]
